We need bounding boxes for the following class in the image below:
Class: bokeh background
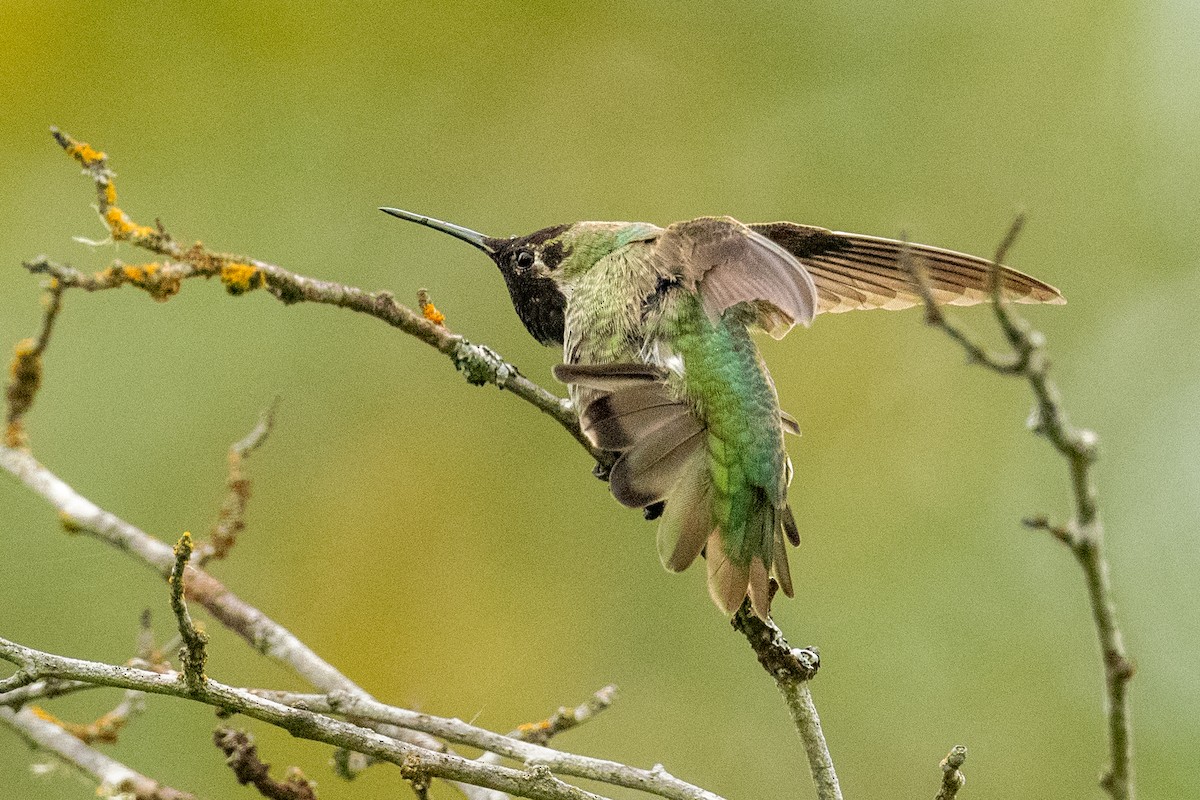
[1,2,1196,798]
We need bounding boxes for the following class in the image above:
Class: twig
[214,727,318,800]
[27,692,144,745]
[0,636,642,800]
[200,399,279,563]
[0,705,195,800]
[248,686,712,800]
[506,684,618,747]
[168,533,208,691]
[905,218,1135,800]
[934,745,967,800]
[731,594,840,800]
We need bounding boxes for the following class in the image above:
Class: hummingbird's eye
[515,250,535,269]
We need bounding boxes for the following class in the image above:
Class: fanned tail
[555,362,798,620]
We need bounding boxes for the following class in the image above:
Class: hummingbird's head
[380,208,572,345]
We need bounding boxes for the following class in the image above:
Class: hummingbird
[381,208,1064,619]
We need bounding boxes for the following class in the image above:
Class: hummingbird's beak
[379,207,496,255]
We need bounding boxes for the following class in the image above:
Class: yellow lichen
[101,262,182,301]
[65,141,106,167]
[219,262,263,295]
[103,181,117,206]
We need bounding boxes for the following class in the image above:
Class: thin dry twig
[199,399,279,564]
[4,279,64,448]
[506,684,618,747]
[904,217,1135,800]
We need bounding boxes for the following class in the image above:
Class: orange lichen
[417,289,447,326]
[64,141,106,167]
[103,180,117,206]
[219,262,263,295]
[423,302,446,325]
[517,720,552,734]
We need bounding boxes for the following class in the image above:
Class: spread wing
[749,222,1065,315]
[654,216,818,339]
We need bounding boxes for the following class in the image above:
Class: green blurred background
[1,1,1196,797]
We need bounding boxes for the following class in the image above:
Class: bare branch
[934,746,968,800]
[731,594,840,800]
[0,636,686,800]
[249,687,714,800]
[907,218,1135,800]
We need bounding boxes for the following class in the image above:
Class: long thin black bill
[379,207,495,254]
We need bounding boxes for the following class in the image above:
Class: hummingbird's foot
[592,461,611,482]
[643,501,665,521]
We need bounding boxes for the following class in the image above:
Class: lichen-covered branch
[731,597,841,800]
[905,217,1135,800]
[39,127,602,462]
[168,532,209,691]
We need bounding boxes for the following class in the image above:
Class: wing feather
[750,222,1065,314]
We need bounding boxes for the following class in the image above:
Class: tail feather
[706,530,752,616]
[773,524,795,598]
[581,386,687,450]
[747,556,771,619]
[609,414,705,508]
[656,451,714,572]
